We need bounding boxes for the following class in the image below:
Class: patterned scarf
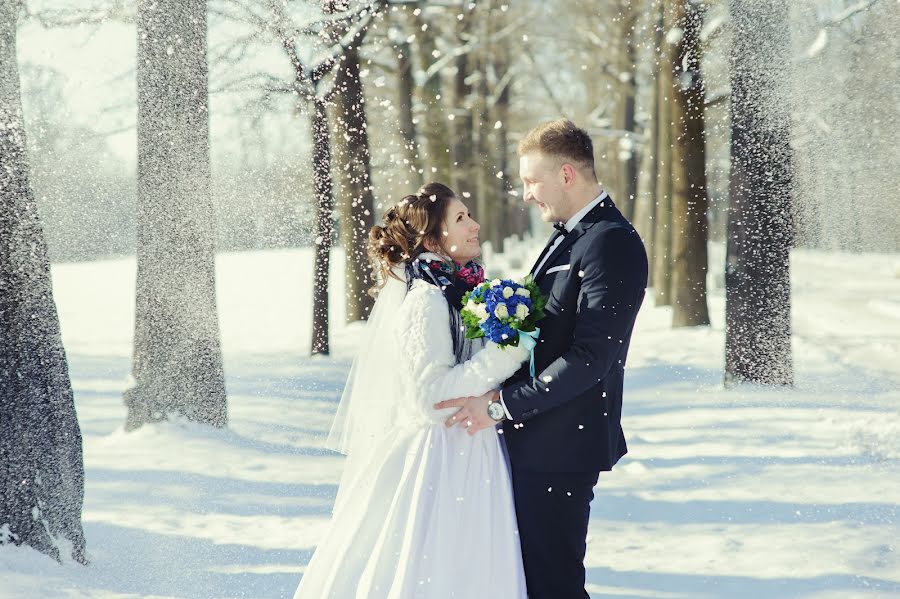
[406,253,486,364]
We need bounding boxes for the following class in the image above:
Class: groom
[437,119,648,597]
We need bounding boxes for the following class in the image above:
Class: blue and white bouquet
[461,276,547,376]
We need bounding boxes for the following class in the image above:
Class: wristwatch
[487,400,506,422]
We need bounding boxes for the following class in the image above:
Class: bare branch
[518,46,566,117]
[705,91,729,108]
[23,1,133,26]
[801,0,886,59]
[418,7,537,87]
[822,0,884,28]
[487,64,517,110]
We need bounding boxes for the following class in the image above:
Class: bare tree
[330,33,376,322]
[618,1,640,221]
[413,8,452,182]
[310,94,336,353]
[269,6,340,355]
[124,0,228,429]
[652,1,675,307]
[670,0,710,327]
[395,32,423,186]
[0,0,87,563]
[725,0,793,385]
[632,0,665,287]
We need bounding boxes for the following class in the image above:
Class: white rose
[515,288,531,298]
[502,286,514,299]
[494,303,509,319]
[475,303,490,323]
[491,278,502,287]
[515,303,530,320]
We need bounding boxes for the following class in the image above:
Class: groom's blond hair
[517,119,597,181]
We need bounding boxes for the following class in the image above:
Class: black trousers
[511,469,600,599]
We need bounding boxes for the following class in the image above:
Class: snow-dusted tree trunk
[333,44,375,323]
[0,0,87,563]
[311,98,334,355]
[725,0,793,385]
[670,0,710,327]
[125,0,227,429]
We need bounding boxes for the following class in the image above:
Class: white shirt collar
[563,191,608,232]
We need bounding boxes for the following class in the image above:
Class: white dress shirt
[497,191,609,421]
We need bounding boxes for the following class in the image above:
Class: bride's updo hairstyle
[369,182,457,288]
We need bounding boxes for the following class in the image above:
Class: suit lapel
[533,227,586,280]
[528,231,564,276]
[532,197,614,280]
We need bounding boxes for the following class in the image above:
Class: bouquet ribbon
[519,327,540,377]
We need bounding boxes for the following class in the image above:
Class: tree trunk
[725,0,793,385]
[333,44,375,323]
[473,8,500,250]
[618,2,639,222]
[494,55,520,248]
[652,4,675,307]
[311,98,334,355]
[414,14,451,181]
[450,32,474,199]
[620,88,638,222]
[396,39,423,187]
[126,0,227,430]
[670,0,710,327]
[632,1,664,288]
[0,0,87,564]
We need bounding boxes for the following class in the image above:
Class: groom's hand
[435,390,500,435]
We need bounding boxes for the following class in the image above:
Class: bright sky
[19,19,139,164]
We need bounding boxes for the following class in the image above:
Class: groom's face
[519,151,569,223]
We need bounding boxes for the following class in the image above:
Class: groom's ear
[561,163,578,187]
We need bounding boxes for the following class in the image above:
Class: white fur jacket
[394,280,529,425]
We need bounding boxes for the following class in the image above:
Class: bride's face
[440,198,481,263]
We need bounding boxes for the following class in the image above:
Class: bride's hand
[434,390,501,435]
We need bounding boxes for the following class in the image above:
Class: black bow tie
[553,222,569,236]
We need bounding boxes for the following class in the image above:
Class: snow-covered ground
[2,243,899,599]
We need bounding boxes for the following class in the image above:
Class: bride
[293,182,528,599]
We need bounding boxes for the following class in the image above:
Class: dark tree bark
[125,0,227,430]
[494,52,522,248]
[311,98,335,355]
[0,0,87,563]
[725,0,793,385]
[333,44,375,323]
[670,0,710,327]
[472,4,501,249]
[621,88,638,222]
[396,38,423,186]
[450,28,474,199]
[273,2,347,355]
[414,13,451,181]
[473,68,500,249]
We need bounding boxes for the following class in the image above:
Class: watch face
[488,402,505,421]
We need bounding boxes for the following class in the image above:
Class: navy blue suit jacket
[501,197,648,473]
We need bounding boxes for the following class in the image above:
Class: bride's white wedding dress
[293,272,528,599]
